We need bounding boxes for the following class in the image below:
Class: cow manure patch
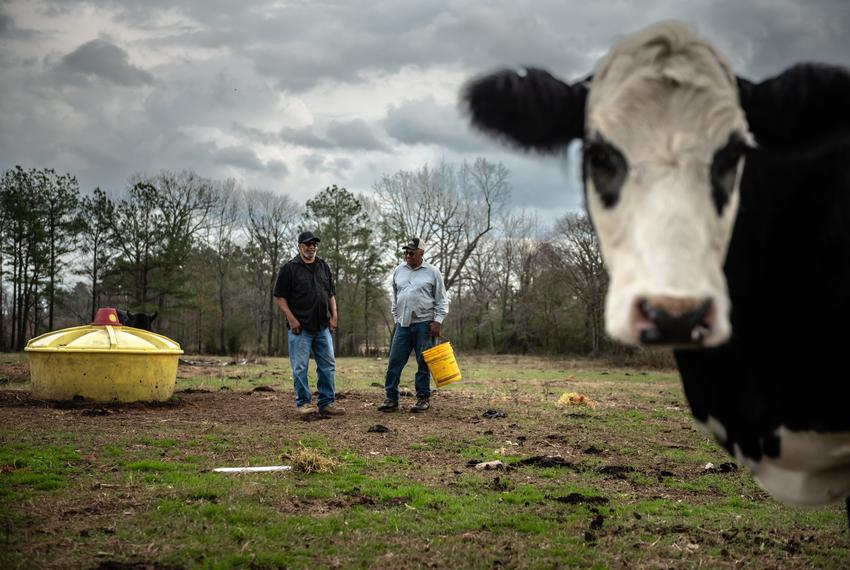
[341,488,406,509]
[703,461,738,474]
[583,445,604,454]
[490,476,511,491]
[325,496,375,510]
[176,388,212,394]
[597,465,635,478]
[514,455,578,469]
[81,407,116,417]
[367,424,389,433]
[482,409,507,419]
[288,493,406,515]
[590,512,605,530]
[548,492,609,506]
[94,562,182,570]
[250,385,275,393]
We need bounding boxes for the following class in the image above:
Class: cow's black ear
[462,67,587,152]
[737,63,850,149]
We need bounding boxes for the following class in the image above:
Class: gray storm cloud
[1,0,848,220]
[56,39,155,86]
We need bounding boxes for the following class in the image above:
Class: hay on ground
[556,392,596,408]
[284,445,338,474]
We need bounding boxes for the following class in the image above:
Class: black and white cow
[463,21,850,521]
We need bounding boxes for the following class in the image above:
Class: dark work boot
[318,402,345,416]
[377,398,399,412]
[409,396,430,413]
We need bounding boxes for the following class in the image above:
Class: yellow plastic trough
[25,308,183,402]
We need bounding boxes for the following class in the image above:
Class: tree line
[0,160,623,358]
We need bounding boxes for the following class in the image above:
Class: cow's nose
[635,296,714,345]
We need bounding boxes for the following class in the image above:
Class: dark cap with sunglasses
[298,231,321,244]
[401,237,425,252]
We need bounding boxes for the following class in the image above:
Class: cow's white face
[584,26,752,347]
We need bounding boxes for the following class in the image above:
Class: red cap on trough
[92,307,122,326]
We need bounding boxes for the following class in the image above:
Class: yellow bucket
[422,341,461,388]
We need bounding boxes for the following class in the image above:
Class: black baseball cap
[402,237,425,251]
[298,231,320,244]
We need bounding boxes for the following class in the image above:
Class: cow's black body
[116,310,158,331]
[676,92,850,460]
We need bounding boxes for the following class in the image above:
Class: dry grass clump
[284,445,338,474]
[556,392,596,408]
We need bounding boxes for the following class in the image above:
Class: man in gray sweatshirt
[378,237,449,413]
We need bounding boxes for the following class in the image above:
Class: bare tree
[207,179,242,354]
[495,211,540,329]
[109,180,163,310]
[374,157,510,291]
[38,169,80,331]
[149,170,217,315]
[77,188,116,321]
[551,212,608,355]
[0,167,50,348]
[454,236,499,350]
[243,189,300,355]
[448,158,511,290]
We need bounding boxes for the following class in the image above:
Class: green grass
[0,445,81,497]
[0,354,847,569]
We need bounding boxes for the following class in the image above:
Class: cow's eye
[583,139,628,208]
[710,133,748,215]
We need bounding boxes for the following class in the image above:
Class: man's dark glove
[429,321,442,338]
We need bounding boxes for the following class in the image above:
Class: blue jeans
[385,322,434,400]
[288,327,336,408]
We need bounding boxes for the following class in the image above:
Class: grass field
[0,352,847,569]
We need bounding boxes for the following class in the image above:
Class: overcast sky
[1,0,848,222]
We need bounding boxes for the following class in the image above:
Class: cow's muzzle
[635,296,714,346]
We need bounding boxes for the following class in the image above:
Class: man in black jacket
[273,231,344,416]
